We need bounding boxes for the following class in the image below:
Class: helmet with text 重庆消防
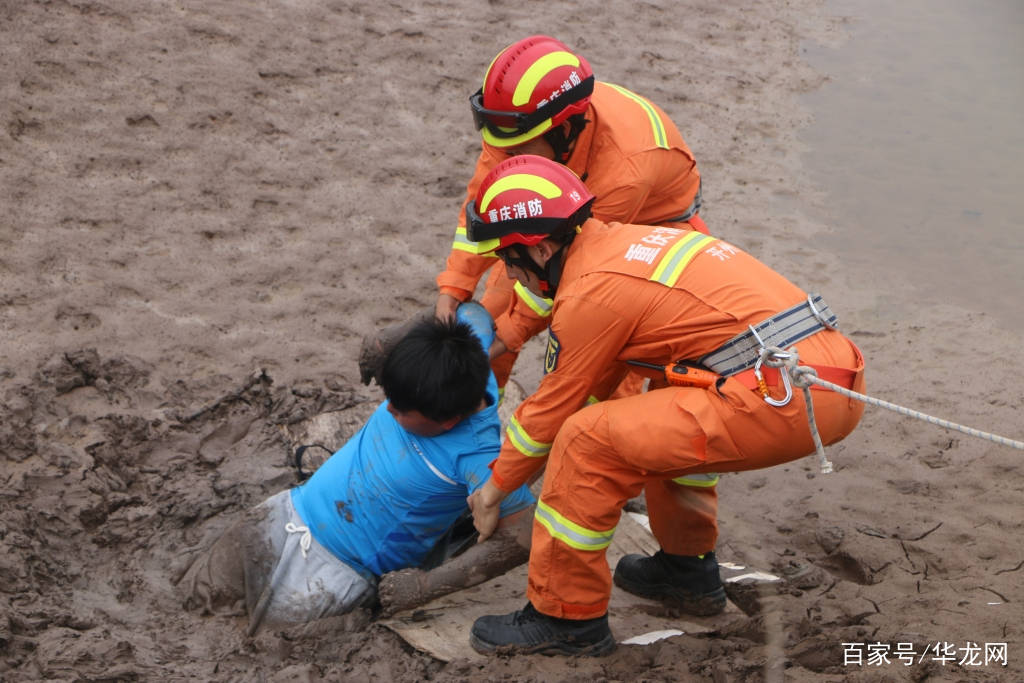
[465,154,594,254]
[469,35,595,149]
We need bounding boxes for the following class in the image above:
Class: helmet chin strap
[504,242,568,298]
[537,201,592,294]
[504,244,549,288]
[506,200,592,296]
[542,115,588,164]
[539,241,572,297]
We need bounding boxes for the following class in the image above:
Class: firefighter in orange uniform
[436,35,705,385]
[464,156,865,656]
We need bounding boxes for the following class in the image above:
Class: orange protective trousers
[526,339,865,619]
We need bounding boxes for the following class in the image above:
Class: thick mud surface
[2,1,1020,680]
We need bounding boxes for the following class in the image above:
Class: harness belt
[698,293,838,378]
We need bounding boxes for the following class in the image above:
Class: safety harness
[696,293,857,406]
[699,294,836,376]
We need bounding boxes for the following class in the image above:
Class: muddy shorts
[182,490,376,633]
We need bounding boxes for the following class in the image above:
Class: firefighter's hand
[467,478,506,542]
[488,337,508,361]
[435,293,460,322]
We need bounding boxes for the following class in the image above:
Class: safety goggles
[469,75,594,140]
[494,244,538,273]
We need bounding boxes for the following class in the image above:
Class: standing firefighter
[464,155,865,656]
[436,35,704,386]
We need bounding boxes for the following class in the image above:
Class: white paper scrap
[719,561,747,570]
[621,629,685,645]
[725,571,780,583]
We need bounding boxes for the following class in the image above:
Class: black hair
[380,317,491,423]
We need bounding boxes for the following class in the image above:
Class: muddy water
[801,0,1024,332]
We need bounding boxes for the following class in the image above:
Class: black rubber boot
[470,602,616,657]
[613,550,727,616]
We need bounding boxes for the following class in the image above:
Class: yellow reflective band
[506,415,551,458]
[586,395,599,405]
[514,51,581,106]
[482,120,553,148]
[513,281,553,317]
[605,83,668,149]
[535,500,615,551]
[452,226,500,255]
[671,473,720,488]
[650,232,717,287]
[480,173,562,212]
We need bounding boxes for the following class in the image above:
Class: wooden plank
[381,512,770,662]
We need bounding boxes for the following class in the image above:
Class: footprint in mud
[817,551,875,585]
[887,478,932,495]
[197,415,257,465]
[814,525,844,554]
[777,559,827,589]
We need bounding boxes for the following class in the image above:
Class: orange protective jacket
[490,218,863,493]
[437,82,701,351]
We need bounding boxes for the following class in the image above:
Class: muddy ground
[1,0,1021,680]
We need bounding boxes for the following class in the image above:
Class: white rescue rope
[760,346,1024,473]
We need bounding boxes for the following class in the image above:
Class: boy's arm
[377,506,532,616]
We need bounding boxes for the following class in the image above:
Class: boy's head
[380,316,491,437]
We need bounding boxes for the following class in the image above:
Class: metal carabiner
[754,348,794,407]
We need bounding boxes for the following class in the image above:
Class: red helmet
[470,35,595,148]
[465,155,594,253]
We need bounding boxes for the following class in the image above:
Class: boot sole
[613,572,727,616]
[470,632,617,657]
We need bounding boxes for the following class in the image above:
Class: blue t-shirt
[290,304,534,577]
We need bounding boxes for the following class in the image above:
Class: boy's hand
[377,568,429,616]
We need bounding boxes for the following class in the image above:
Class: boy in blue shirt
[182,304,535,633]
